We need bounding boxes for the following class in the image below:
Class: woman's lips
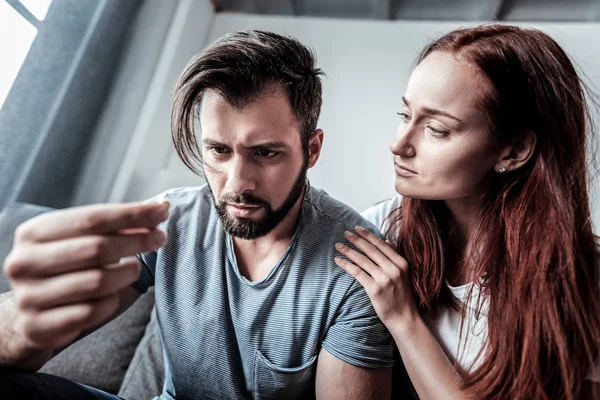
[394,162,417,177]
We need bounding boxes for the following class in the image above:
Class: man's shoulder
[148,185,216,230]
[302,185,382,239]
[360,195,402,234]
[151,184,210,205]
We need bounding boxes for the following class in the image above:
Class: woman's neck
[443,195,486,286]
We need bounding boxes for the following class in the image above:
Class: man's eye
[255,149,278,158]
[211,147,228,154]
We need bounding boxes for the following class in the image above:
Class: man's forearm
[0,292,52,371]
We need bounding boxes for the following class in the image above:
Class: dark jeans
[0,369,122,400]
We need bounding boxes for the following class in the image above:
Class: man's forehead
[199,89,302,146]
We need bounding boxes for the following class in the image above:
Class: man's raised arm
[0,201,169,370]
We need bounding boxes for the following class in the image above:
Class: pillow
[39,288,155,394]
[118,306,165,399]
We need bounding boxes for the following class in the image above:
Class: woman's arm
[335,226,471,400]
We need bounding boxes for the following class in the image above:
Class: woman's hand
[335,226,418,327]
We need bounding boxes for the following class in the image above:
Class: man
[0,30,393,399]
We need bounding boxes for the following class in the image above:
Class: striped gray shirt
[132,184,394,399]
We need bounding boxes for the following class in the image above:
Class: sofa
[0,202,166,399]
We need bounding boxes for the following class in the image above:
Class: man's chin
[224,218,274,240]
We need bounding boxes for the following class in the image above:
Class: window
[0,0,52,109]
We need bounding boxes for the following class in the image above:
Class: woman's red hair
[390,25,600,399]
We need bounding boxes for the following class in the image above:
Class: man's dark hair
[171,30,324,175]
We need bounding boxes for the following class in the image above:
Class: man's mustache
[219,192,270,208]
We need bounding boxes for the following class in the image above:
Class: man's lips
[227,202,260,208]
[227,203,262,217]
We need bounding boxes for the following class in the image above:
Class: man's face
[200,88,308,239]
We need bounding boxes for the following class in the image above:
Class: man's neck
[232,190,305,281]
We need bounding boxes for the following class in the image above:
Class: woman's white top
[361,195,600,381]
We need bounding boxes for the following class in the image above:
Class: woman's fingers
[336,227,416,326]
[353,226,408,272]
[335,241,393,287]
[335,241,378,275]
[339,228,402,279]
[334,257,376,293]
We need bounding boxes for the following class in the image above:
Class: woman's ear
[495,131,537,173]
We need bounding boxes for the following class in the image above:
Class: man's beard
[208,163,308,240]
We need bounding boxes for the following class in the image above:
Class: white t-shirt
[361,196,600,381]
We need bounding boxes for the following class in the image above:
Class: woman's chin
[394,184,443,201]
[394,181,418,198]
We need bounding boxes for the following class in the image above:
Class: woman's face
[391,51,502,201]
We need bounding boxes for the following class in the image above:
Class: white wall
[114,11,600,224]
[109,0,215,203]
[72,0,180,206]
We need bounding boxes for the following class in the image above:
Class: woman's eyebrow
[402,96,464,124]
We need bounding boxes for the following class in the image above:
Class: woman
[335,24,600,399]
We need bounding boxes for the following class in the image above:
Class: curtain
[0,0,144,210]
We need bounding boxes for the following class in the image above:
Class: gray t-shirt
[132,184,394,400]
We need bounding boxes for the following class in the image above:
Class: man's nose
[225,156,256,194]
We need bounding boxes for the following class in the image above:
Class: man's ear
[307,129,324,169]
[495,130,537,173]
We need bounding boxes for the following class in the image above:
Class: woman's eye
[255,149,278,158]
[426,126,449,138]
[397,112,411,123]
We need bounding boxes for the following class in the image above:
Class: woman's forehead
[406,52,489,122]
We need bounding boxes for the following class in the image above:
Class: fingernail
[156,230,167,247]
[344,231,353,239]
[335,243,344,250]
[151,206,169,220]
[158,193,170,204]
[355,226,366,233]
[334,257,342,263]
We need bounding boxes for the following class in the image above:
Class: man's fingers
[13,259,141,311]
[15,201,170,243]
[17,294,121,350]
[4,229,165,278]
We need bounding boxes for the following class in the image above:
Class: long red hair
[390,25,600,399]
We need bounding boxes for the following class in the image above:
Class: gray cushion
[0,202,156,395]
[40,288,155,394]
[118,306,164,399]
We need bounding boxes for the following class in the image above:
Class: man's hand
[2,200,169,355]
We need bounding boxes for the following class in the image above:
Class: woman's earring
[498,165,508,173]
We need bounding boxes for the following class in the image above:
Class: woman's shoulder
[361,195,403,235]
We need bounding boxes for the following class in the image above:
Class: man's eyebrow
[201,138,288,150]
[202,138,226,147]
[246,141,288,150]
[402,96,463,123]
